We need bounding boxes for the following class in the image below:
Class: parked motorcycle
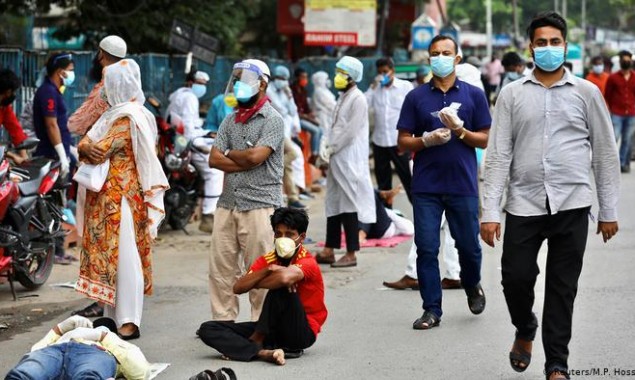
[0,137,66,299]
[146,97,202,233]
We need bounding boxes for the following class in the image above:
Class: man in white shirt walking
[481,11,620,380]
[365,57,413,203]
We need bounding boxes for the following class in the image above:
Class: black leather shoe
[465,284,486,315]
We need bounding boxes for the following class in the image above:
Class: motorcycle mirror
[14,137,40,151]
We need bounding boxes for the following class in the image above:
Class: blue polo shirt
[396,79,491,196]
[32,77,72,159]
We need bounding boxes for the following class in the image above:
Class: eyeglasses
[52,53,73,64]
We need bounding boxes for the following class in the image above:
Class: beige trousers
[208,206,274,321]
[283,138,299,203]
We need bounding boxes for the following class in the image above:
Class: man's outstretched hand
[597,221,618,243]
[480,222,501,248]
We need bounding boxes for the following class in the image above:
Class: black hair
[428,35,458,55]
[294,67,307,78]
[0,68,21,92]
[270,207,309,234]
[92,317,117,333]
[501,52,523,67]
[526,11,567,42]
[563,61,573,71]
[45,52,73,76]
[591,55,604,64]
[375,57,394,69]
[618,50,633,59]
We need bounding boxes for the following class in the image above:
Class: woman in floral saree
[76,59,168,339]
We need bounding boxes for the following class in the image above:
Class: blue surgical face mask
[61,70,75,87]
[233,81,258,102]
[592,64,604,75]
[274,79,289,90]
[533,46,565,72]
[430,55,456,78]
[380,73,391,87]
[192,83,207,98]
[506,72,521,81]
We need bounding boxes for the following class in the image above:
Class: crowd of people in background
[0,8,632,380]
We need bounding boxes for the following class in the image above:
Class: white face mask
[274,236,300,259]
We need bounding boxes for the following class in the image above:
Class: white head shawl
[88,59,169,238]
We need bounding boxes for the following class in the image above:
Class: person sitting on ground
[358,188,414,244]
[5,315,150,380]
[197,207,327,366]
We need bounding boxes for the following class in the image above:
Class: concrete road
[1,175,634,380]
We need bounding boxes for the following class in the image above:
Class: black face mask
[90,53,104,82]
[237,93,260,109]
[1,94,16,106]
[620,60,632,71]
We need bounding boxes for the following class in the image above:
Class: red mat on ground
[315,233,412,248]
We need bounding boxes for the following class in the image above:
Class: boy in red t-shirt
[197,207,327,365]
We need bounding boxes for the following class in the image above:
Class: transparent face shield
[224,62,263,108]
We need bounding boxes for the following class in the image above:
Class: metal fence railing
[1,48,380,120]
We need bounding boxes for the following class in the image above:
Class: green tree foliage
[446,0,635,36]
[0,0,275,55]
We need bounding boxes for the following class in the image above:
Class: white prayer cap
[194,71,210,82]
[99,35,127,58]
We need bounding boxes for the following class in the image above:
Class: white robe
[325,87,376,224]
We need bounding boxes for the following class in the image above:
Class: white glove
[438,107,465,131]
[320,145,333,163]
[56,315,93,334]
[421,128,452,148]
[57,327,105,344]
[54,143,70,177]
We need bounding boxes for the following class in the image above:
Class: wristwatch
[458,128,467,140]
[224,149,231,156]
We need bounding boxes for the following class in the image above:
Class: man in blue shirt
[396,35,491,330]
[32,52,75,178]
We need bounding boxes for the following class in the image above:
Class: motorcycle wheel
[169,204,194,230]
[14,244,55,290]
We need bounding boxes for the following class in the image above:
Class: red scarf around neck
[235,95,269,124]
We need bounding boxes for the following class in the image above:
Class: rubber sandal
[509,342,532,372]
[71,302,104,317]
[331,258,357,268]
[412,310,440,330]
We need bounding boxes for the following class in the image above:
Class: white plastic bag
[73,159,110,192]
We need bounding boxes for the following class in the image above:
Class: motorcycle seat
[16,158,54,196]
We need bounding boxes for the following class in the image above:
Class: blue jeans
[611,114,635,167]
[413,193,482,318]
[6,342,117,380]
[300,119,323,154]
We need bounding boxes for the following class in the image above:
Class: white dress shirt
[365,77,413,147]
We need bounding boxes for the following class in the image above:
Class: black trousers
[198,289,316,361]
[501,206,590,373]
[325,212,359,251]
[372,144,412,204]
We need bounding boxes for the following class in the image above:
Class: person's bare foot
[379,185,402,207]
[358,230,367,245]
[258,349,285,365]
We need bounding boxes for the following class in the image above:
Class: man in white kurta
[165,70,222,232]
[315,56,375,268]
